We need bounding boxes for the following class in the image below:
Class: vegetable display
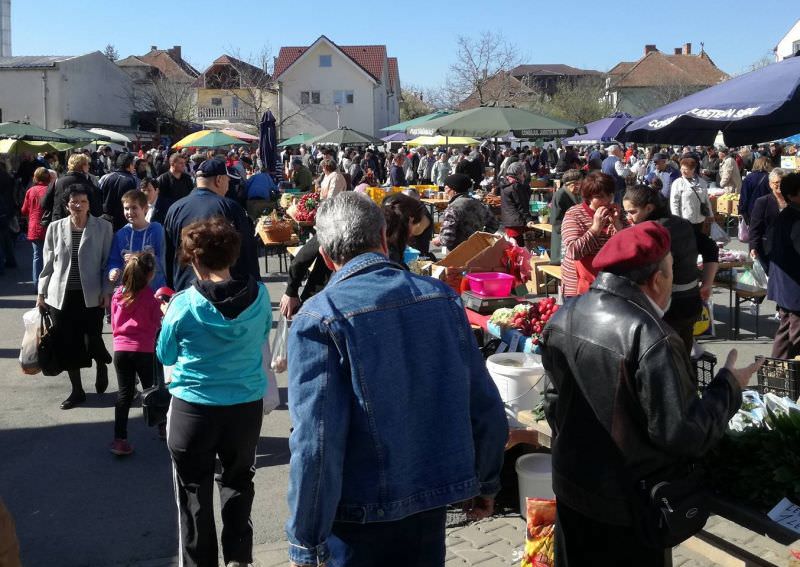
[489,298,559,344]
[294,193,320,222]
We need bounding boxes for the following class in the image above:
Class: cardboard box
[526,253,551,295]
[716,197,731,215]
[431,232,510,289]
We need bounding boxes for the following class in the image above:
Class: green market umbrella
[406,106,583,139]
[277,132,317,147]
[172,129,248,149]
[54,127,111,142]
[0,121,74,143]
[0,139,78,154]
[381,110,456,132]
[307,127,384,146]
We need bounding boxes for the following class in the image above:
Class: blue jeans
[31,240,44,284]
[327,507,446,567]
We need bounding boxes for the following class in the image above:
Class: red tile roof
[193,55,270,88]
[273,38,391,83]
[140,50,199,81]
[511,64,601,77]
[611,50,728,88]
[388,57,399,92]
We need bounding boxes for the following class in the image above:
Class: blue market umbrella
[381,132,412,143]
[619,56,800,146]
[259,110,277,174]
[782,133,800,145]
[563,113,634,145]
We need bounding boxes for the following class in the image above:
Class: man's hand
[432,236,442,247]
[99,294,111,309]
[279,294,301,318]
[109,268,121,283]
[36,294,47,312]
[699,282,712,301]
[462,496,495,521]
[526,221,537,228]
[749,249,758,260]
[723,348,764,389]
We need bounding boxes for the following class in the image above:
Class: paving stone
[455,525,503,548]
[445,557,469,566]
[450,549,498,565]
[487,522,526,546]
[480,537,520,560]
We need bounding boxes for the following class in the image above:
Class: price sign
[767,498,800,534]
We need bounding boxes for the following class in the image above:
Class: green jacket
[292,166,314,192]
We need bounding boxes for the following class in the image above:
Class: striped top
[561,203,624,298]
[65,229,83,291]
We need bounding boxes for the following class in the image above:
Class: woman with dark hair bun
[382,193,430,267]
[623,184,719,354]
[560,172,626,297]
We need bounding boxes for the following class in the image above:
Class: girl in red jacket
[21,167,52,285]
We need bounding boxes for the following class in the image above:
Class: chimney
[644,44,657,56]
[674,48,682,55]
[683,42,692,55]
[169,45,182,61]
[150,45,157,52]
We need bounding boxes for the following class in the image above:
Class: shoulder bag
[37,310,62,376]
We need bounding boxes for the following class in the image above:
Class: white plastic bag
[270,314,289,373]
[261,340,281,415]
[19,308,41,374]
[710,222,730,244]
[751,259,769,289]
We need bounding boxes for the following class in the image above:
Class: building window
[333,90,354,104]
[301,91,321,105]
[793,40,800,54]
[319,55,332,67]
[211,97,222,106]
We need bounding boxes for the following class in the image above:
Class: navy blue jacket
[163,188,260,291]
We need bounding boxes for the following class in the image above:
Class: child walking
[110,252,163,456]
[108,189,166,290]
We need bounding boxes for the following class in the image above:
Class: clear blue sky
[10,1,797,89]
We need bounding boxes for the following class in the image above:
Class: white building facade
[0,52,133,129]
[775,19,800,62]
[273,36,400,139]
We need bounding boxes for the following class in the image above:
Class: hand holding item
[462,496,495,521]
[279,294,300,318]
[36,294,47,313]
[724,348,765,389]
[590,206,608,235]
[749,249,758,260]
[699,282,712,301]
[109,268,121,283]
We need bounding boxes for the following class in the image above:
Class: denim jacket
[285,253,508,565]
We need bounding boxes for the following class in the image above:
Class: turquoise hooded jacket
[157,283,271,406]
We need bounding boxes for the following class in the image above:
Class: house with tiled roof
[194,54,275,126]
[511,64,602,97]
[272,35,400,139]
[606,43,729,115]
[457,72,536,110]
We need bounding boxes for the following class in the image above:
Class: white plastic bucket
[515,453,555,518]
[486,352,544,427]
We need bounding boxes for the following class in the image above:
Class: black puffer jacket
[542,272,741,525]
[498,178,533,227]
[42,171,103,224]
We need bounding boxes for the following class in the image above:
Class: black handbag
[142,349,170,427]
[37,310,62,377]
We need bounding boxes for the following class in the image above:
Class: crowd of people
[0,133,798,567]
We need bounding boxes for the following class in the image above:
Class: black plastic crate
[755,356,800,400]
[694,352,717,391]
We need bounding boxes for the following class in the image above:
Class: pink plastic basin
[466,272,515,297]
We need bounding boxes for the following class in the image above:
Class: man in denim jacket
[286,192,508,567]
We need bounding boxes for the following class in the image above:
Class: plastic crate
[694,352,717,390]
[755,356,800,400]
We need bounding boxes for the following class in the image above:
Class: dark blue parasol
[619,56,800,146]
[258,110,277,173]
[563,113,634,145]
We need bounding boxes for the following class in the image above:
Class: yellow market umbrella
[0,139,79,154]
[406,135,479,147]
[173,129,257,149]
[172,129,248,149]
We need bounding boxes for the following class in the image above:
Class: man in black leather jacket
[541,221,760,567]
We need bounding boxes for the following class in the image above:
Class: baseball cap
[195,159,240,180]
[653,152,668,161]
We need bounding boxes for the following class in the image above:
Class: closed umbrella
[381,110,456,132]
[0,121,73,143]
[563,113,634,145]
[87,128,132,144]
[307,127,383,146]
[618,56,800,146]
[258,110,277,174]
[407,106,582,138]
[172,129,248,149]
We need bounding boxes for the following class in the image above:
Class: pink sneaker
[110,439,134,456]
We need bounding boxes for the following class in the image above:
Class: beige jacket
[38,215,113,309]
[320,171,347,200]
[719,156,742,194]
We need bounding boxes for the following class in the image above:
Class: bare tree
[216,46,277,124]
[400,86,433,121]
[445,32,521,107]
[103,44,119,61]
[145,75,198,129]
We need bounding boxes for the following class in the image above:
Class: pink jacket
[111,287,162,352]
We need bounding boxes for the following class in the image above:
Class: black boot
[95,362,109,394]
[61,370,86,410]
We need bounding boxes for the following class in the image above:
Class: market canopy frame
[406,106,583,139]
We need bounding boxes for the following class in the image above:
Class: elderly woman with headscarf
[498,161,534,241]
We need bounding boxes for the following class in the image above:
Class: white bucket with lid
[486,352,544,427]
[515,453,555,518]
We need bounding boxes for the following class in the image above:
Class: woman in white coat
[670,157,712,238]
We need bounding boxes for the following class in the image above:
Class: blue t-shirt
[108,222,167,290]
[246,172,277,200]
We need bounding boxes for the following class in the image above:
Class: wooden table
[712,259,755,339]
[287,246,302,258]
[420,198,449,219]
[537,264,562,298]
[530,223,552,234]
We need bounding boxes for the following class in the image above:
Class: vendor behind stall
[550,169,583,265]
[433,173,499,251]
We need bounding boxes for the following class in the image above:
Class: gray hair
[769,168,787,182]
[507,161,527,178]
[316,192,386,265]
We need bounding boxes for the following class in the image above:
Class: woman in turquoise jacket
[157,217,271,567]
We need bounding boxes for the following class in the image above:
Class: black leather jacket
[542,272,741,525]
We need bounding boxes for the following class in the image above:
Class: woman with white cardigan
[670,157,712,238]
[37,184,113,409]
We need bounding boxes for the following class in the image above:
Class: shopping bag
[261,340,281,415]
[751,259,768,289]
[737,217,749,243]
[19,308,41,374]
[693,301,715,337]
[520,498,556,567]
[709,222,730,245]
[37,311,62,376]
[270,314,289,373]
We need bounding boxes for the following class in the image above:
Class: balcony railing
[196,106,257,121]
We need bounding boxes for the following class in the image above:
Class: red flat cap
[593,221,671,273]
